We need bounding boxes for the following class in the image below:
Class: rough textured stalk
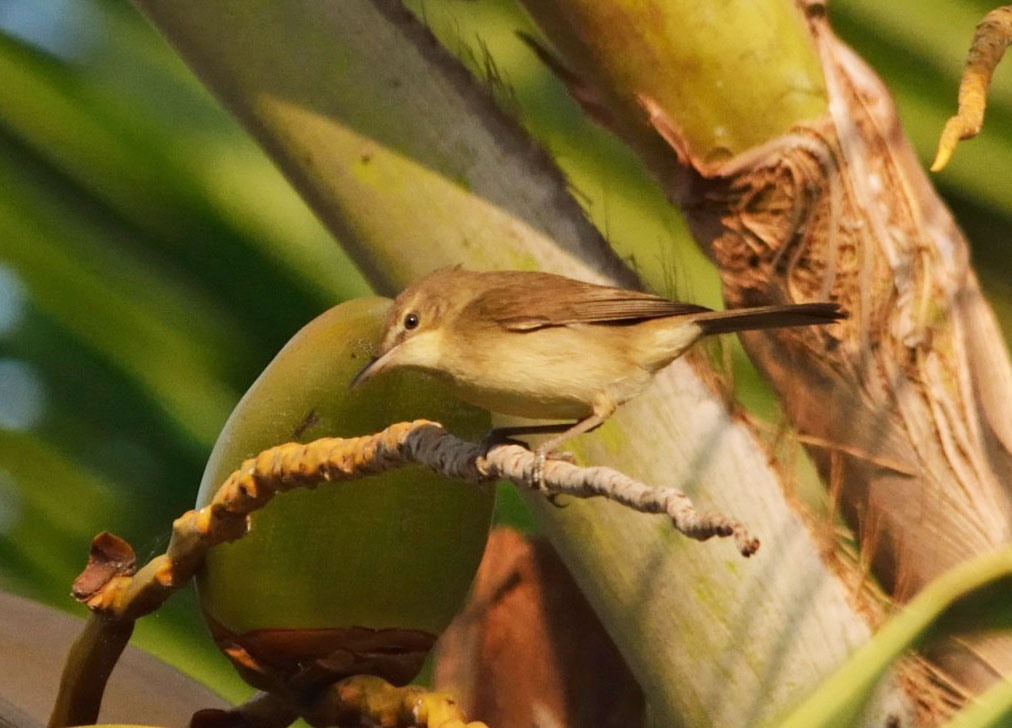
[132,1,904,725]
[518,0,1012,720]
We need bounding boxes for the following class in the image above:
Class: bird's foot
[532,449,546,491]
[532,448,574,505]
[475,430,530,477]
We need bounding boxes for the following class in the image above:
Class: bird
[352,266,844,483]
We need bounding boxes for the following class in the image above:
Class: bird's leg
[530,414,607,492]
[485,422,580,443]
[480,422,580,463]
[477,423,577,484]
[479,406,613,495]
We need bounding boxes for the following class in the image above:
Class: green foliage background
[0,0,1010,706]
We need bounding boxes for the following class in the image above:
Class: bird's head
[350,266,466,388]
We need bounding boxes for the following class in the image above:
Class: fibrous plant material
[653,10,1012,717]
[517,0,1012,719]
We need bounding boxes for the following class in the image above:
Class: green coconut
[194,297,494,687]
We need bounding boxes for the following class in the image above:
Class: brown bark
[514,0,1012,719]
[647,9,1012,716]
[434,528,643,728]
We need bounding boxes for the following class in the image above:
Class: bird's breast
[440,324,653,420]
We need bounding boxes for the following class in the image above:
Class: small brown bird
[353,266,844,478]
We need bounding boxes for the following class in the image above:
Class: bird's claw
[546,493,568,509]
[475,453,492,478]
[480,429,529,451]
[532,450,547,491]
[477,431,530,478]
[531,449,574,497]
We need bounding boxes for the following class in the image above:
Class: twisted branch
[212,420,759,556]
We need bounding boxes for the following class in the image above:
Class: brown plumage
[353,267,845,478]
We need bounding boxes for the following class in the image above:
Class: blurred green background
[1,0,1010,705]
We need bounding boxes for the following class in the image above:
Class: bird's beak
[350,346,397,388]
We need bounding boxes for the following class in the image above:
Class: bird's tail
[693,302,845,336]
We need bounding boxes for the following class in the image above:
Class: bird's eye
[403,312,420,330]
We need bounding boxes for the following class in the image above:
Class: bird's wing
[467,272,711,331]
